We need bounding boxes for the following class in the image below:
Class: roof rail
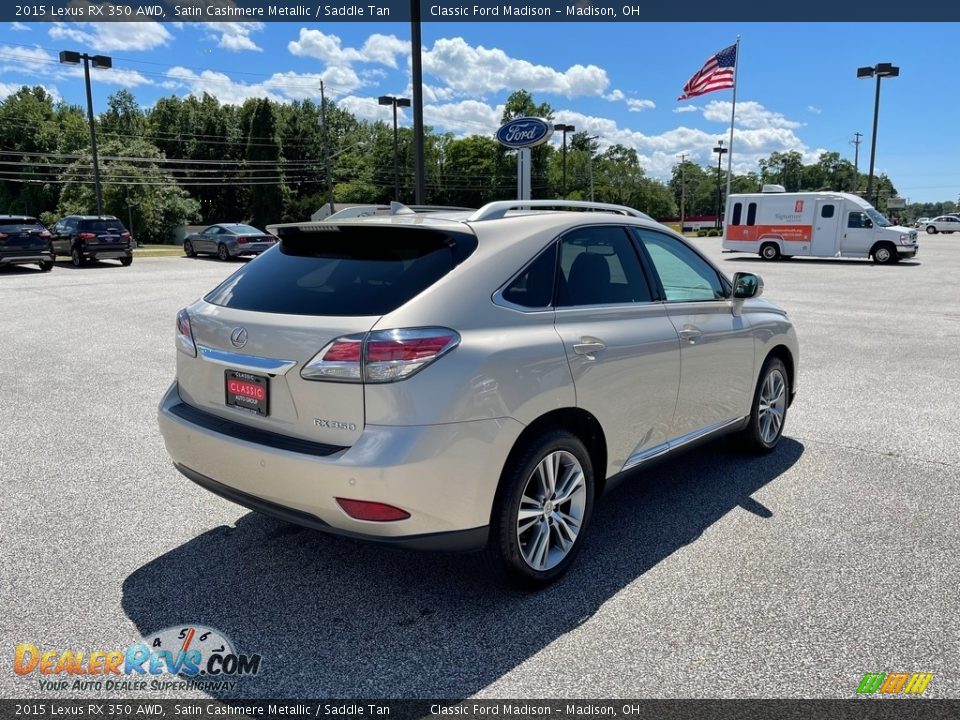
[466,200,652,222]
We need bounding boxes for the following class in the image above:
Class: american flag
[678,44,737,100]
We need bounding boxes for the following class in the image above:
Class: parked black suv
[50,215,133,267]
[0,215,55,272]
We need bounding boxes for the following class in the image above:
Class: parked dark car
[183,223,276,261]
[50,215,133,267]
[0,215,55,272]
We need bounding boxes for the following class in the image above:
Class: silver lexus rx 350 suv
[158,200,799,588]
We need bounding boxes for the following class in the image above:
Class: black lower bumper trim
[175,463,489,552]
[168,401,346,457]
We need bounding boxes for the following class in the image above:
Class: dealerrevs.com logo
[14,625,262,693]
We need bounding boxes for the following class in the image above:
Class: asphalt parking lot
[1,236,958,700]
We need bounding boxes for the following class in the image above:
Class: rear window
[204,225,477,316]
[79,219,127,232]
[0,220,43,232]
[224,224,263,235]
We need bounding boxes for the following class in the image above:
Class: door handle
[573,339,606,358]
[678,328,702,343]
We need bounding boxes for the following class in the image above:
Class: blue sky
[1,21,955,202]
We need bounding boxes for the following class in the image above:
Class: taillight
[0,232,7,239]
[301,328,459,383]
[176,309,197,357]
[78,232,96,240]
[336,498,410,522]
[236,236,249,244]
[120,231,130,239]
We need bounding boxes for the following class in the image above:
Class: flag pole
[725,36,740,212]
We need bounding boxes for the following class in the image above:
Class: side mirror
[732,272,763,299]
[864,218,873,229]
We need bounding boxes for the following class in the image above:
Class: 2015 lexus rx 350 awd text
[158,200,799,588]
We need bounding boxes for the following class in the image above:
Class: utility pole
[320,81,334,216]
[851,131,862,193]
[586,135,599,202]
[679,153,687,234]
[410,1,426,203]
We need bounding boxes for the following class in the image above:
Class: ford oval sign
[496,117,553,149]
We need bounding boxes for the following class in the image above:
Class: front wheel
[739,356,789,454]
[217,243,230,261]
[486,430,594,589]
[926,226,937,234]
[184,240,196,257]
[872,243,897,264]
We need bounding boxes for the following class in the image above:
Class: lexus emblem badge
[230,327,248,349]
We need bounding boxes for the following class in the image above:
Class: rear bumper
[157,382,522,550]
[231,244,273,257]
[82,246,131,260]
[0,251,53,266]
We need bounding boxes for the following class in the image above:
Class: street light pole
[554,123,575,197]
[586,135,599,202]
[713,140,728,229]
[59,50,112,216]
[857,63,899,207]
[678,153,687,234]
[378,95,411,201]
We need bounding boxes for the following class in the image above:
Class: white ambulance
[722,185,919,264]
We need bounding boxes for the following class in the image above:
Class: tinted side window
[556,226,652,307]
[731,202,742,225]
[205,226,477,316]
[747,203,757,226]
[502,243,557,308]
[634,229,725,302]
[821,204,835,218]
[848,212,868,229]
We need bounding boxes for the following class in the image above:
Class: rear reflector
[336,498,410,522]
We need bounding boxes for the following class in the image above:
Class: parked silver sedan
[183,223,276,260]
[159,200,799,588]
[924,216,960,234]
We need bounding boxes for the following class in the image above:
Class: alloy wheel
[758,369,786,444]
[516,450,587,571]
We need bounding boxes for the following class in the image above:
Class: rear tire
[760,243,781,261]
[217,243,230,261]
[70,248,85,267]
[739,356,789,454]
[486,430,595,590]
[119,256,133,267]
[39,260,53,272]
[184,240,196,257]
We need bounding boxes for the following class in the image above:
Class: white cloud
[423,99,503,136]
[48,22,172,52]
[288,29,408,68]
[359,34,409,68]
[60,65,153,88]
[674,105,699,113]
[703,100,802,130]
[627,98,656,112]
[165,66,361,104]
[808,105,822,114]
[422,37,610,98]
[204,22,264,52]
[335,95,393,124]
[11,22,30,32]
[0,81,61,102]
[603,89,625,102]
[0,44,53,72]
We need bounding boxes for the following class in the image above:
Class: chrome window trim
[621,416,746,473]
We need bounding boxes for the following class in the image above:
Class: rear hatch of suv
[174,222,477,448]
[0,217,51,256]
[79,218,131,250]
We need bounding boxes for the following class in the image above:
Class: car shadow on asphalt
[121,437,803,698]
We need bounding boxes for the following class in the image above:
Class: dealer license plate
[224,370,269,416]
